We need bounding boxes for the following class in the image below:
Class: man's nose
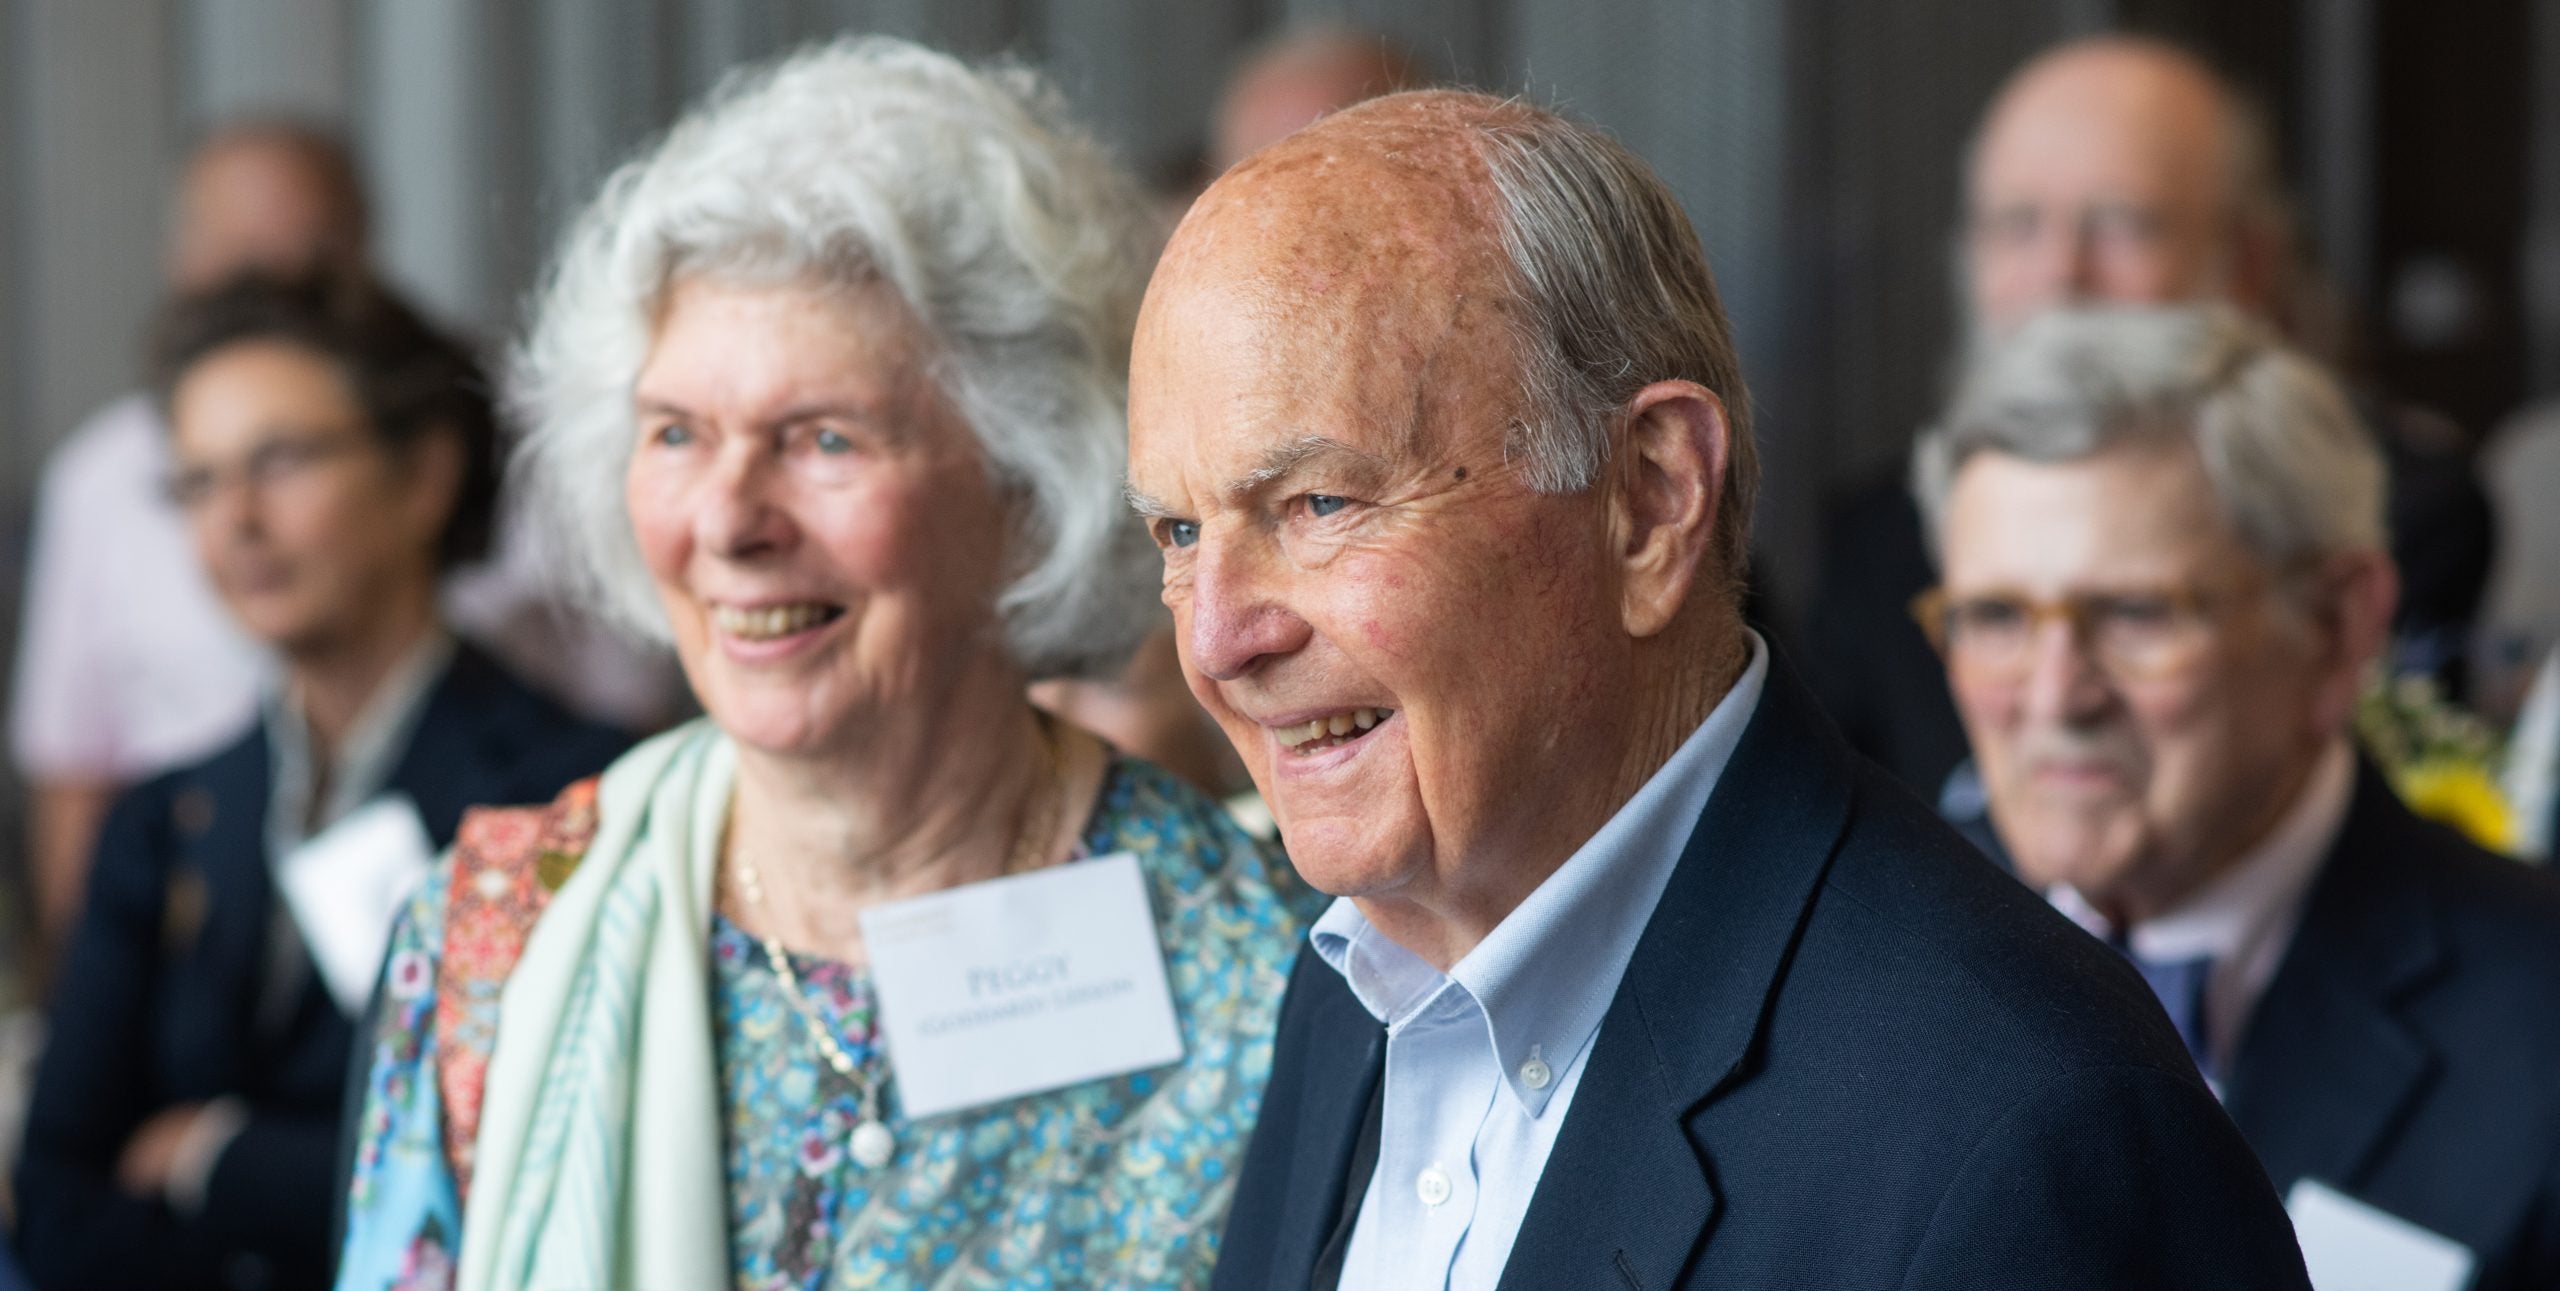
[2054,214,2103,300]
[1182,535,1310,682]
[2018,617,2115,726]
[196,471,262,542]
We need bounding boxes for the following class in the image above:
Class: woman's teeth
[713,603,840,641]
[1279,707,1392,752]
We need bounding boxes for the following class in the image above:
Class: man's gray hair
[1471,109,1759,587]
[511,36,1162,679]
[1913,304,2384,570]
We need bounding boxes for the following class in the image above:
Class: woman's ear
[1608,380,1730,639]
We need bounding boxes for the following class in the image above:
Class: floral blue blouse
[336,756,1312,1290]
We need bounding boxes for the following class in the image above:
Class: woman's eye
[1166,520,1200,549]
[1306,494,1349,518]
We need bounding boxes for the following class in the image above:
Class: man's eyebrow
[1124,482,1178,520]
[1123,435,1390,521]
[1223,435,1384,503]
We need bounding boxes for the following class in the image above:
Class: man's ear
[2305,548,2399,737]
[2229,218,2291,326]
[396,425,468,551]
[1608,380,1730,638]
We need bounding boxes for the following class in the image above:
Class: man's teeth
[713,603,837,641]
[1279,708,1391,749]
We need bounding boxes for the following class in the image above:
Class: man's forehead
[1973,48,2232,202]
[1137,94,1522,463]
[1165,93,1513,306]
[1945,441,2236,579]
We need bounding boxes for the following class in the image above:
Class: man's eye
[1165,520,1200,549]
[1974,207,2040,245]
[650,423,694,448]
[813,427,854,454]
[1954,599,2028,631]
[1306,494,1349,518]
[2092,596,2176,628]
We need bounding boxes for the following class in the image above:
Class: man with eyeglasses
[1915,303,2560,1290]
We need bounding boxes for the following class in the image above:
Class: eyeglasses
[1909,584,2224,684]
[166,430,373,512]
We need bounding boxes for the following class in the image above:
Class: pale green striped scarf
[456,720,734,1291]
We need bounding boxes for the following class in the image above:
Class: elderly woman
[333,38,1307,1291]
[14,275,627,1291]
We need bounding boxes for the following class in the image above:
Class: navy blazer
[2224,762,2560,1289]
[1215,656,2310,1289]
[13,643,628,1291]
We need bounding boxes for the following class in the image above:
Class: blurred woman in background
[12,275,627,1291]
[334,38,1308,1291]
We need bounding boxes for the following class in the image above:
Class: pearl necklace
[728,715,1062,1171]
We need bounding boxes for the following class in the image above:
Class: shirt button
[1519,1055,1553,1090]
[1416,1165,1453,1207]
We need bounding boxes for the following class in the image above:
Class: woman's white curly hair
[511,35,1163,679]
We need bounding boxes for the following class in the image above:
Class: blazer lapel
[1258,958,1386,1289]
[382,645,518,847]
[1500,653,1856,1290]
[2225,763,2446,1193]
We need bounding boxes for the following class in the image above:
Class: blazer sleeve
[1899,1064,2312,1291]
[12,787,223,1290]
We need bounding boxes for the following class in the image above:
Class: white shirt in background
[9,395,266,782]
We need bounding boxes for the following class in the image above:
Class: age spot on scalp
[1453,466,1468,480]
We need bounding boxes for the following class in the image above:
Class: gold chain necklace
[728,714,1063,1171]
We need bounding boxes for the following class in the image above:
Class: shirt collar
[2049,737,2353,966]
[264,628,456,854]
[1311,632,1770,1117]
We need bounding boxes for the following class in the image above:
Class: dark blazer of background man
[14,645,626,1291]
[1947,758,2560,1287]
[2217,765,2560,1283]
[1124,88,2310,1289]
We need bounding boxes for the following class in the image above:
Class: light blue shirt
[1311,632,1769,1290]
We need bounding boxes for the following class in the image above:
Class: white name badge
[275,794,435,1015]
[2287,1178,2476,1291]
[861,852,1185,1119]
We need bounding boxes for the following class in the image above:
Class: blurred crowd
[0,19,2553,1291]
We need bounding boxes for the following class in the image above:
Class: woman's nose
[695,446,794,560]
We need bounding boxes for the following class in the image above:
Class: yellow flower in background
[2355,665,2521,856]
[2392,759,2517,855]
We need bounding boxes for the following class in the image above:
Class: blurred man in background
[1209,25,1416,173]
[1807,36,2493,802]
[1917,305,2560,1289]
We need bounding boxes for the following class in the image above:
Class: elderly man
[1918,305,2560,1289]
[1129,90,2309,1290]
[1808,35,2492,800]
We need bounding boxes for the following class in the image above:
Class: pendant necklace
[730,714,1063,1171]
